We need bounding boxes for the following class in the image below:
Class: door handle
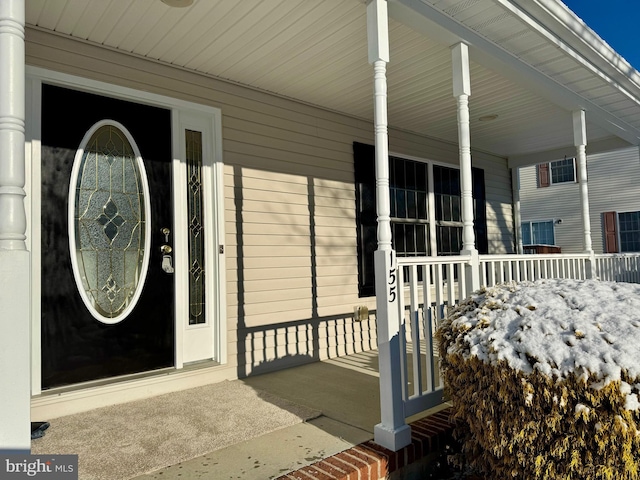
[160,244,174,273]
[162,254,174,273]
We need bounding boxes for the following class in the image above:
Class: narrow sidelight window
[186,130,206,325]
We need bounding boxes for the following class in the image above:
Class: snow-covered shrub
[437,279,640,480]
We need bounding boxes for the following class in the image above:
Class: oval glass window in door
[68,120,151,324]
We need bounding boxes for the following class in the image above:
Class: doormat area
[31,380,321,480]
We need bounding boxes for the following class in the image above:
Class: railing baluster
[434,262,444,324]
[488,259,496,286]
[397,263,409,402]
[409,265,422,398]
[458,260,467,300]
[627,257,632,282]
[422,264,435,392]
[447,263,455,311]
[624,257,631,282]
[610,257,614,281]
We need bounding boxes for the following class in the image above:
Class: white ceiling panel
[25,0,640,160]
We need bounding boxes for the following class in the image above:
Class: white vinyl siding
[587,147,640,254]
[520,146,640,254]
[26,28,514,377]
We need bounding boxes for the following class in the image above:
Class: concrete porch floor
[132,349,448,479]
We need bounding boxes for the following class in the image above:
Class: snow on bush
[437,279,640,479]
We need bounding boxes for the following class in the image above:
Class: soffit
[25,0,640,160]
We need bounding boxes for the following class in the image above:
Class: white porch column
[0,0,31,453]
[452,42,480,292]
[573,110,595,277]
[512,168,524,254]
[368,0,411,452]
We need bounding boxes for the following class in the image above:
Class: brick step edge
[275,407,453,480]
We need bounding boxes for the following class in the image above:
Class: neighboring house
[3,0,640,452]
[519,146,640,254]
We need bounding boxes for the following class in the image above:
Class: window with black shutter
[353,142,488,297]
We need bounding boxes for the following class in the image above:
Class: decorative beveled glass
[69,120,151,324]
[186,129,206,325]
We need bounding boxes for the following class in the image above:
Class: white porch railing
[595,253,640,283]
[389,252,640,444]
[479,253,592,284]
[395,255,471,417]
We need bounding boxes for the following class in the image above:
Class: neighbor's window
[521,220,555,245]
[618,211,640,252]
[537,159,576,187]
[550,158,575,184]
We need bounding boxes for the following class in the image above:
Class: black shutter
[472,167,489,254]
[354,142,376,297]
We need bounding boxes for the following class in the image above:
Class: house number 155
[388,252,397,303]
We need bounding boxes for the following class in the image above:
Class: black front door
[41,84,174,389]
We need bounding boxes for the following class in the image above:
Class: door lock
[160,241,174,273]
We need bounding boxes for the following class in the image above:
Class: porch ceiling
[26,0,640,164]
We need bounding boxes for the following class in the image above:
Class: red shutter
[603,211,619,253]
[537,163,550,187]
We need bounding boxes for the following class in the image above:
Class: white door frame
[174,111,227,366]
[26,66,227,395]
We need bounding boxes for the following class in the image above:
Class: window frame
[354,142,487,297]
[537,158,577,188]
[617,210,640,253]
[520,219,556,246]
[389,155,432,258]
[549,158,576,185]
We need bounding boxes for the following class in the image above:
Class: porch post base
[462,248,480,293]
[0,249,31,453]
[374,422,412,452]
